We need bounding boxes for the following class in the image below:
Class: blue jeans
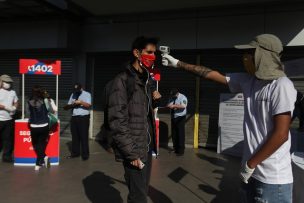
[240,178,293,203]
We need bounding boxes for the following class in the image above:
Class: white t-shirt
[226,73,296,184]
[0,88,18,121]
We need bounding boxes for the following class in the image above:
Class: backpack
[100,73,135,151]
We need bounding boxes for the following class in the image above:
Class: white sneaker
[44,156,50,168]
[34,165,41,171]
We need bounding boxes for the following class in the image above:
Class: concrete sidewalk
[0,139,241,203]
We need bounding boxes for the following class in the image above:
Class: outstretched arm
[163,54,228,85]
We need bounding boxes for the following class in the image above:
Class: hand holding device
[161,53,179,68]
[159,46,171,66]
[131,158,145,169]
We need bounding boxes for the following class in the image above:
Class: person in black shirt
[292,91,304,132]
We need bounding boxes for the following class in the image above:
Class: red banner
[19,59,61,75]
[14,120,60,165]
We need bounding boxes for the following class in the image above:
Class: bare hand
[0,104,5,110]
[167,104,175,109]
[74,100,82,105]
[152,91,162,100]
[130,158,142,168]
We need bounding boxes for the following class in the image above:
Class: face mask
[2,82,11,90]
[243,54,256,75]
[139,54,156,69]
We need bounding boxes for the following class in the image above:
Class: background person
[43,90,58,115]
[291,90,304,132]
[167,88,187,156]
[162,34,296,203]
[28,86,56,170]
[0,74,18,163]
[64,83,91,161]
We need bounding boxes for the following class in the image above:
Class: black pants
[0,120,14,160]
[171,116,186,154]
[123,154,152,203]
[70,115,90,158]
[30,125,49,165]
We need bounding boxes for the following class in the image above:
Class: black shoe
[82,156,89,161]
[176,150,184,156]
[176,153,184,156]
[168,148,176,153]
[66,155,80,159]
[2,157,13,163]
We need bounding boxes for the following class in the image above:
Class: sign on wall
[217,93,244,157]
[14,119,60,165]
[19,59,61,75]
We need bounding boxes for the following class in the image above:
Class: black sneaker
[168,148,176,153]
[66,155,80,159]
[82,156,89,161]
[2,157,13,163]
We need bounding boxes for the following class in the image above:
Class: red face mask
[140,54,156,69]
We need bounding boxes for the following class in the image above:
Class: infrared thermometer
[159,46,170,66]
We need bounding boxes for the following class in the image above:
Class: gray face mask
[2,82,11,90]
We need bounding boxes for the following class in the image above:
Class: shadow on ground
[83,171,123,203]
[196,148,241,203]
[83,171,173,203]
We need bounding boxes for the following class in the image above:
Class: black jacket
[28,99,49,125]
[108,64,156,162]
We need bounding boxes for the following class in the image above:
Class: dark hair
[74,83,82,90]
[43,90,50,99]
[132,36,159,52]
[31,85,44,100]
[131,36,159,62]
[170,88,179,96]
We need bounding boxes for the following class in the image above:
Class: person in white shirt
[0,74,18,163]
[162,34,296,203]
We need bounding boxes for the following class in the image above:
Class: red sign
[150,67,161,81]
[14,120,60,165]
[19,59,61,75]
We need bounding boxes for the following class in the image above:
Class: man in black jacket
[107,36,161,203]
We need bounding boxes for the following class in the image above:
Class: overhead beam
[45,0,68,10]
